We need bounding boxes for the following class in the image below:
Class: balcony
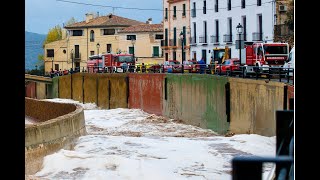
[169,39,177,47]
[161,39,168,47]
[190,36,196,44]
[210,35,219,44]
[70,53,81,61]
[199,36,208,44]
[191,9,196,17]
[252,32,263,41]
[223,34,232,43]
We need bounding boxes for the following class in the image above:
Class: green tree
[38,54,44,61]
[285,0,294,31]
[43,25,62,45]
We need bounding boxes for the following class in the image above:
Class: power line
[56,0,274,12]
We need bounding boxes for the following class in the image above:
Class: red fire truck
[87,53,134,73]
[242,42,289,75]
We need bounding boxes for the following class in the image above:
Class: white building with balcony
[190,0,276,64]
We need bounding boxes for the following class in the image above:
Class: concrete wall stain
[59,75,71,99]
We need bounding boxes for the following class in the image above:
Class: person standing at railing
[198,57,205,74]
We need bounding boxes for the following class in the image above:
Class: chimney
[85,13,94,23]
[109,13,113,18]
[147,18,152,24]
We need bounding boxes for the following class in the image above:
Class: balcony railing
[236,34,246,41]
[252,32,263,41]
[223,34,232,43]
[161,39,168,47]
[210,35,219,44]
[191,9,196,17]
[190,36,196,44]
[169,39,177,46]
[199,36,207,44]
[70,53,81,60]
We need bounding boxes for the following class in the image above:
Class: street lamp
[96,43,100,55]
[236,23,243,65]
[180,31,184,64]
[71,49,74,72]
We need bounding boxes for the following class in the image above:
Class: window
[155,34,163,40]
[72,30,83,36]
[257,0,261,6]
[103,29,115,35]
[90,51,94,55]
[173,51,176,60]
[90,30,94,42]
[129,46,134,55]
[193,22,197,43]
[242,16,247,41]
[174,27,177,46]
[165,53,168,61]
[228,18,232,36]
[192,2,196,17]
[55,64,59,71]
[228,0,231,11]
[46,49,54,57]
[202,49,207,63]
[165,28,168,46]
[215,0,219,12]
[153,46,160,57]
[107,44,112,53]
[203,1,207,14]
[165,8,168,20]
[203,21,207,43]
[173,6,177,18]
[215,20,219,42]
[242,0,246,9]
[182,4,186,16]
[183,26,186,45]
[127,35,136,40]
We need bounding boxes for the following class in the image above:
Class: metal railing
[199,36,207,43]
[210,35,219,44]
[232,110,294,179]
[253,32,263,41]
[190,36,196,44]
[223,34,232,43]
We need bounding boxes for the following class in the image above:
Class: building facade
[162,0,191,63]
[44,13,143,73]
[118,22,164,64]
[190,0,276,64]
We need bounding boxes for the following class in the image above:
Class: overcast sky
[25,0,163,35]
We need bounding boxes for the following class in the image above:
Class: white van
[283,47,294,76]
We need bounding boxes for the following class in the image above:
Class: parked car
[183,60,199,73]
[164,60,181,73]
[215,58,240,75]
[283,47,294,77]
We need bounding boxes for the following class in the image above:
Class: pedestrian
[122,62,128,73]
[198,57,205,74]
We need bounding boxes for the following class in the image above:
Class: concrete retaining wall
[52,77,59,98]
[26,82,36,98]
[36,82,46,99]
[163,74,229,134]
[59,75,71,99]
[25,98,86,175]
[128,74,165,115]
[228,78,285,136]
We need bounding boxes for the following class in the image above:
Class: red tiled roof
[119,24,163,33]
[64,14,144,28]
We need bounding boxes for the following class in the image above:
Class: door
[107,44,112,53]
[129,47,134,55]
[153,46,159,57]
[202,49,207,63]
[75,45,80,59]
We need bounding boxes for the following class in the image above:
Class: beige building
[118,21,164,64]
[44,13,144,73]
[274,0,293,46]
[162,0,191,63]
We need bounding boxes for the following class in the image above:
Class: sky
[28,98,277,180]
[25,0,163,35]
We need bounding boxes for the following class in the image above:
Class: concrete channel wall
[163,74,229,134]
[25,98,87,175]
[228,78,285,136]
[128,74,165,115]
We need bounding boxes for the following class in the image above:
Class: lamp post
[71,49,74,72]
[96,43,100,55]
[236,23,243,65]
[180,31,184,64]
[51,57,54,71]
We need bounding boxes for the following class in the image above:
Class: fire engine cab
[87,53,134,73]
